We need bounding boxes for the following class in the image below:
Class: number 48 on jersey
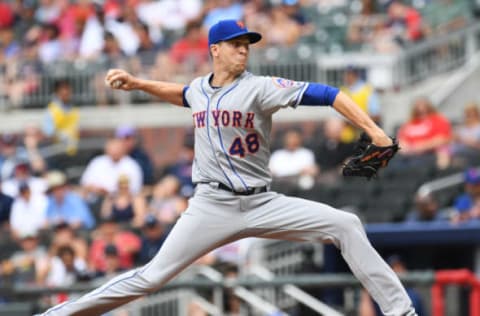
[229,133,259,157]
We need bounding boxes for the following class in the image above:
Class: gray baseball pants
[40,183,415,316]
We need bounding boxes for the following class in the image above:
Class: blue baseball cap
[208,20,262,47]
[143,214,158,228]
[465,168,480,185]
[115,125,136,138]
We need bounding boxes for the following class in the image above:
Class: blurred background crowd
[0,0,478,108]
[0,0,480,315]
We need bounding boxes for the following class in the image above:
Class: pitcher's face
[212,35,251,75]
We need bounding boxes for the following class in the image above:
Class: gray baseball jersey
[186,71,307,190]
[38,71,416,316]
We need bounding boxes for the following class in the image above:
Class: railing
[0,272,439,296]
[0,60,103,110]
[416,166,480,198]
[247,240,324,312]
[124,290,191,316]
[6,272,436,316]
[249,265,344,316]
[119,265,289,316]
[11,269,480,315]
[251,23,480,89]
[432,269,480,316]
[392,24,479,87]
[248,240,323,276]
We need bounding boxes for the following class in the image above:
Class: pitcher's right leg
[244,193,416,316]
[40,186,247,316]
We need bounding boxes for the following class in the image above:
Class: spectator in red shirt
[387,1,424,44]
[0,2,14,29]
[169,19,209,79]
[88,217,141,274]
[397,97,452,168]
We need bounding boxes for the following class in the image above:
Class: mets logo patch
[272,77,299,88]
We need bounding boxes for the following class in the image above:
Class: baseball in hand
[111,80,123,89]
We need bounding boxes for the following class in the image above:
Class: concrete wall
[438,66,480,123]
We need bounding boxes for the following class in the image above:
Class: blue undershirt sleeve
[183,86,190,108]
[299,83,340,106]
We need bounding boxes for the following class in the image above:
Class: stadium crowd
[0,0,475,108]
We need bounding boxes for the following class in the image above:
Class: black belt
[199,182,268,195]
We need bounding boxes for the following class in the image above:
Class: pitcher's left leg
[244,192,416,316]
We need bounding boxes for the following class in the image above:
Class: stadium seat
[297,184,339,205]
[378,179,420,197]
[383,164,436,183]
[340,178,378,195]
[362,193,410,222]
[271,178,301,196]
[334,191,368,210]
[361,208,401,223]
[0,234,20,261]
[433,165,466,178]
[0,303,34,316]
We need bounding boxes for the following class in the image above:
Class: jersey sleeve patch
[271,77,302,89]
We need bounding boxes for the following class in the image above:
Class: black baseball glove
[342,132,399,179]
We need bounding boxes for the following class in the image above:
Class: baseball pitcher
[38,20,416,316]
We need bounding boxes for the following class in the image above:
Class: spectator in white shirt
[38,24,62,64]
[104,9,140,57]
[80,138,143,198]
[37,245,87,287]
[79,3,106,59]
[2,161,47,197]
[269,129,318,178]
[136,0,202,39]
[9,182,48,240]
